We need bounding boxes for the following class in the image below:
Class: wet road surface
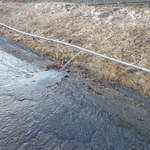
[0,37,150,150]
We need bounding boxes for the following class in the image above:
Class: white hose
[0,22,150,73]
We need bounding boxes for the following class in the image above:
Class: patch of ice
[94,12,102,17]
[144,10,150,14]
[129,11,136,20]
[105,16,113,24]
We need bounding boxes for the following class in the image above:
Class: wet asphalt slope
[0,37,150,150]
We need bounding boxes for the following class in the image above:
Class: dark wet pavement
[0,37,150,150]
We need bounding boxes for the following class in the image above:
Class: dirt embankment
[0,1,150,96]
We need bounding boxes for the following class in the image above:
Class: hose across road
[0,22,150,73]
